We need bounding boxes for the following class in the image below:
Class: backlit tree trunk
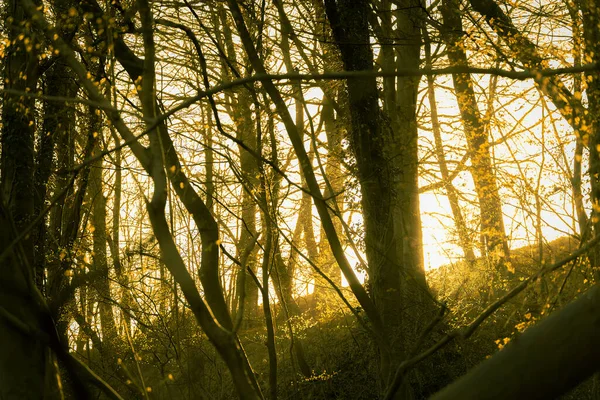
[324,0,436,394]
[441,0,509,263]
[423,29,476,263]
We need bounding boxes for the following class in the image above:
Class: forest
[1,0,600,398]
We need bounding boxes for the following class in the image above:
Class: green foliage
[428,236,598,398]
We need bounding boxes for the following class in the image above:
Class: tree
[1,0,46,396]
[441,0,509,264]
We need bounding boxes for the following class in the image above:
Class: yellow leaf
[505,262,515,274]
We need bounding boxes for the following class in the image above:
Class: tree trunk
[214,5,261,325]
[324,1,436,395]
[89,110,119,350]
[234,88,260,325]
[0,0,46,396]
[579,1,600,394]
[319,93,345,285]
[441,0,509,263]
[423,29,476,263]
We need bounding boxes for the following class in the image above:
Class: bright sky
[272,74,578,275]
[419,73,577,269]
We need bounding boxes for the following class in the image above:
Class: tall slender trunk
[259,205,278,400]
[34,57,73,290]
[263,110,313,376]
[581,0,600,256]
[441,0,509,263]
[316,94,344,284]
[235,88,260,324]
[313,0,348,287]
[423,29,476,262]
[213,5,260,325]
[566,2,589,238]
[89,112,118,349]
[580,0,600,394]
[0,0,45,396]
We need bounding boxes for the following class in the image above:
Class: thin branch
[152,62,600,130]
[0,88,120,112]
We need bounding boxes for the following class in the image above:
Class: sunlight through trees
[1,0,600,398]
